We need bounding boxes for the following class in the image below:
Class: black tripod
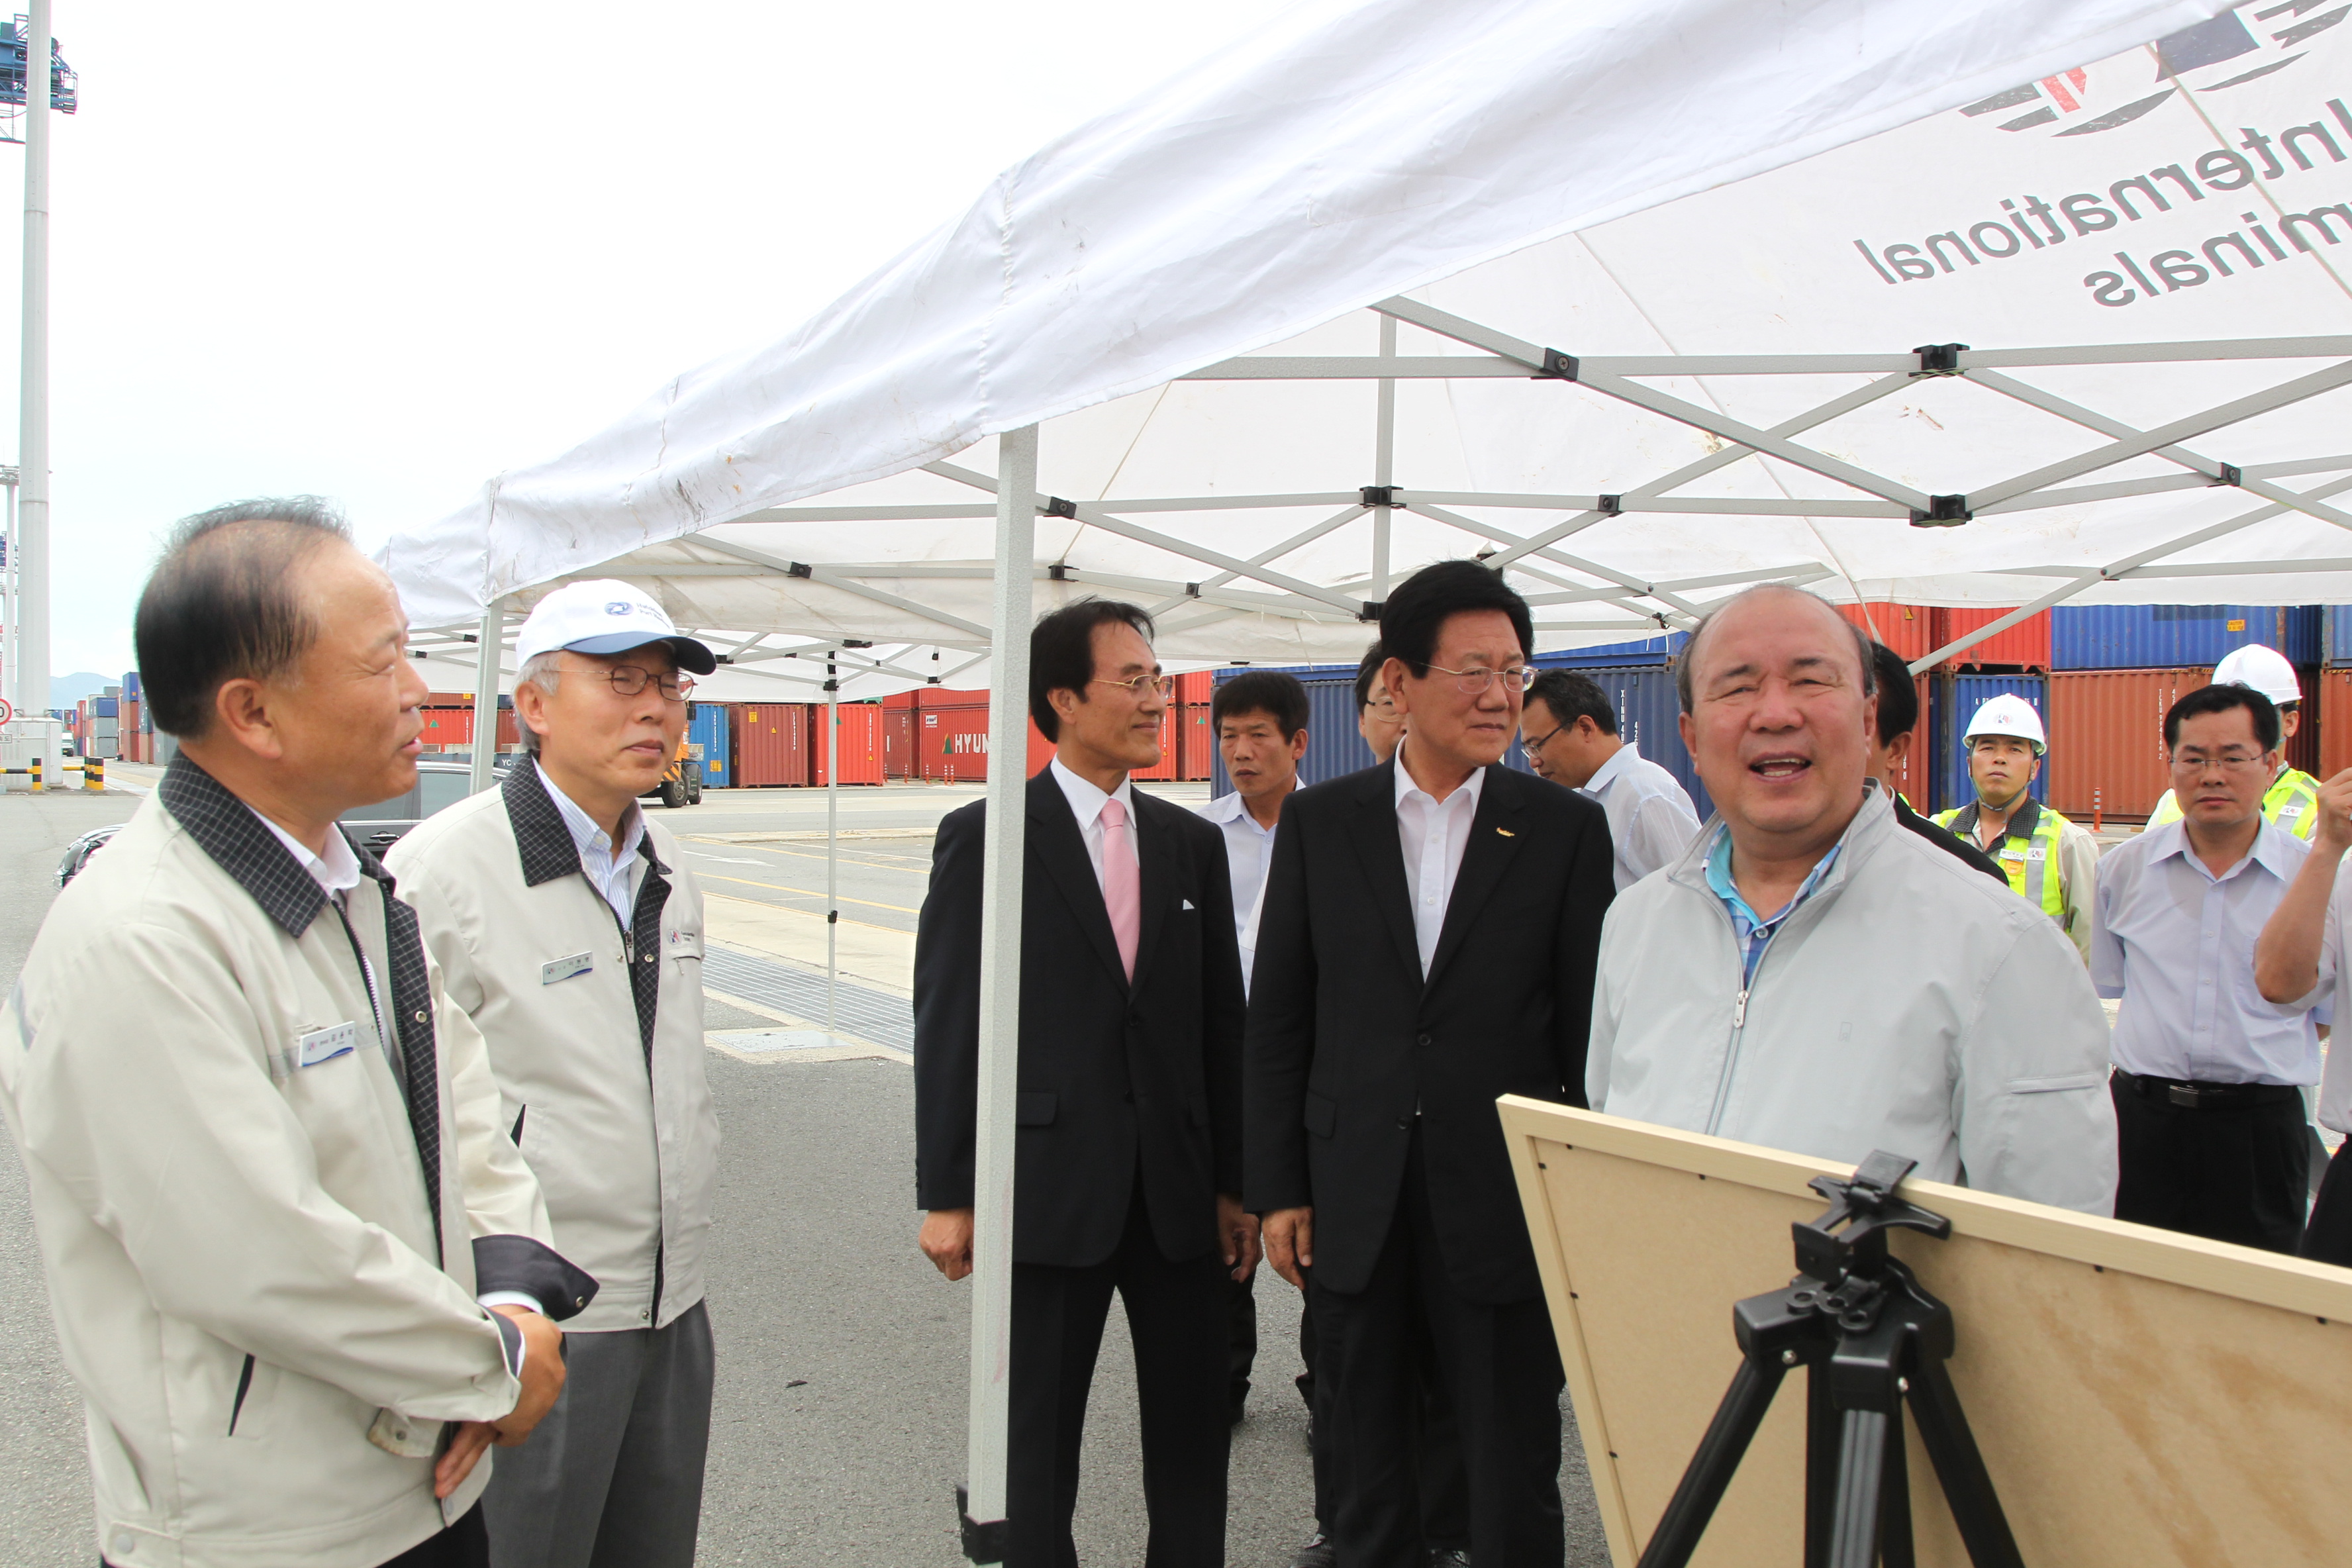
[1635,1152,2024,1568]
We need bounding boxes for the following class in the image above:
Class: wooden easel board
[1498,1097,2352,1567]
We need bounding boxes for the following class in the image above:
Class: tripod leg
[1827,1408,1888,1568]
[1806,1361,1838,1568]
[1904,1358,2024,1568]
[1635,1357,1788,1568]
[1878,1406,1913,1568]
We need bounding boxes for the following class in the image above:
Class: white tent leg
[826,652,838,1033]
[467,608,503,795]
[961,424,1038,1561]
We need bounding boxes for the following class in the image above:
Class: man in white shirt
[390,581,722,1568]
[2258,761,2352,1261]
[1520,667,1700,890]
[1198,671,1309,996]
[2094,679,2326,1253]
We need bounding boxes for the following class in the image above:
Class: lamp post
[17,0,51,726]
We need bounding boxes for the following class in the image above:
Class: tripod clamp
[1637,1153,2024,1568]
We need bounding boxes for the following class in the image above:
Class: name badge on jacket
[542,952,595,985]
[297,1022,358,1069]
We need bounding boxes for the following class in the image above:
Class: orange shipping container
[1177,704,1216,781]
[2044,669,2211,822]
[884,709,916,778]
[734,704,811,786]
[1931,607,2051,670]
[2316,669,2352,780]
[919,703,1063,781]
[1175,671,1214,706]
[810,705,885,785]
[1837,603,1934,663]
[415,705,520,748]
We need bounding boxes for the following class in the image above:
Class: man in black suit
[1250,561,1616,1568]
[914,597,1257,1568]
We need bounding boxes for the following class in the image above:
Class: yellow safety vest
[2145,765,2321,841]
[1932,797,2071,921]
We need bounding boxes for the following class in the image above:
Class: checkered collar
[159,754,385,939]
[501,758,666,888]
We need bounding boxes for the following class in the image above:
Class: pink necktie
[1099,797,1140,981]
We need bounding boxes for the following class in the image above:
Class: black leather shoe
[1425,1550,1471,1568]
[1287,1533,1338,1568]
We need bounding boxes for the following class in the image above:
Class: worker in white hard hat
[1934,693,2100,965]
[2145,644,2320,841]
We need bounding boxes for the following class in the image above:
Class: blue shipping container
[1209,663,1712,822]
[1938,674,2049,815]
[2323,606,2352,666]
[688,703,732,786]
[122,670,141,701]
[2052,605,2320,670]
[91,697,117,718]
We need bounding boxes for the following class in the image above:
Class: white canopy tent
[379,0,2352,1551]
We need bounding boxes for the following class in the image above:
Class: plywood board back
[1498,1099,2352,1568]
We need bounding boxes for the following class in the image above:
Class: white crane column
[17,0,50,742]
[960,424,1037,1559]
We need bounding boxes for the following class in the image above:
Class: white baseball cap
[1962,693,2047,756]
[514,580,716,674]
[2212,643,2302,707]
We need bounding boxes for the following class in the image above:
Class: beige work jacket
[389,761,718,1334]
[0,761,576,1568]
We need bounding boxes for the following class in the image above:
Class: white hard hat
[2212,643,2302,707]
[515,580,716,673]
[1962,693,2047,756]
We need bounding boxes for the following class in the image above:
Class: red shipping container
[2316,669,2352,779]
[884,709,916,778]
[810,705,885,785]
[1130,707,1179,781]
[919,704,992,782]
[2045,669,2210,823]
[1177,705,1216,781]
[1930,607,2051,671]
[734,703,811,785]
[1836,603,1934,663]
[1885,675,1932,811]
[1175,671,1214,706]
[883,690,918,710]
[415,705,522,748]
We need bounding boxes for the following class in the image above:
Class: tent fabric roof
[383,0,2261,660]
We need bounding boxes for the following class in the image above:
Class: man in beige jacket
[390,581,720,1568]
[1,500,594,1568]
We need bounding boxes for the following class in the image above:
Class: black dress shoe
[1425,1549,1471,1568]
[1287,1532,1338,1568]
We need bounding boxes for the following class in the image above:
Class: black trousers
[2303,1138,2352,1265]
[1297,1275,1469,1547]
[1009,1182,1230,1568]
[2112,1075,2310,1253]
[1228,1269,1258,1418]
[1310,1126,1563,1568]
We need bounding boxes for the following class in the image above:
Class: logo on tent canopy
[1958,3,2342,138]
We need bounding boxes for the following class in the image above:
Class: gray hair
[514,650,564,755]
[1674,585,1877,714]
[133,497,354,737]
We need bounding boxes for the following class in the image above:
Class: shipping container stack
[415,693,520,754]
[687,702,732,787]
[2321,609,2352,781]
[2046,605,2320,825]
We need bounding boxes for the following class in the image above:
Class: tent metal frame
[407,304,2352,1559]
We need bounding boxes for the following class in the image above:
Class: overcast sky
[15,0,1270,682]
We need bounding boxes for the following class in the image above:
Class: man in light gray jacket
[1589,586,2115,1212]
[2,501,592,1568]
[390,581,720,1568]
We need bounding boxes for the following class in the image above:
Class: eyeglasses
[1524,722,1565,753]
[1424,663,1538,696]
[603,664,696,703]
[1090,673,1176,699]
[2169,750,2269,773]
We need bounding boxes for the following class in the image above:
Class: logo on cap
[606,601,633,616]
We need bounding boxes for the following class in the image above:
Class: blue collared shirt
[1705,830,1843,991]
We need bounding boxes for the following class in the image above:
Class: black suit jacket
[914,769,1248,1269]
[1245,760,1615,1304]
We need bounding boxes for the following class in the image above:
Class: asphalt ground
[0,785,1610,1566]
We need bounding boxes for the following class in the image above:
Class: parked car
[56,761,484,887]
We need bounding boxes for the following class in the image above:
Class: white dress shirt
[1051,757,1139,896]
[538,761,650,928]
[1395,758,1486,979]
[1578,741,1702,893]
[246,803,545,1328]
[1199,785,1292,995]
[2091,818,2326,1085]
[2308,859,2352,1133]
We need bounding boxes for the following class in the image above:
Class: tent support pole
[826,650,838,1033]
[468,607,503,795]
[1373,315,1395,603]
[961,424,1038,1563]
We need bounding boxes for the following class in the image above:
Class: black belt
[2113,1068,2304,1111]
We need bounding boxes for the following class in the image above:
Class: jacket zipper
[226,1353,256,1436]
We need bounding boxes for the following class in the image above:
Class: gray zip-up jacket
[1589,784,2116,1214]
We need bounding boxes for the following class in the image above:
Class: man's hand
[2317,767,2352,854]
[1218,1194,1262,1285]
[920,1207,976,1281]
[431,1307,565,1498]
[1262,1205,1314,1290]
